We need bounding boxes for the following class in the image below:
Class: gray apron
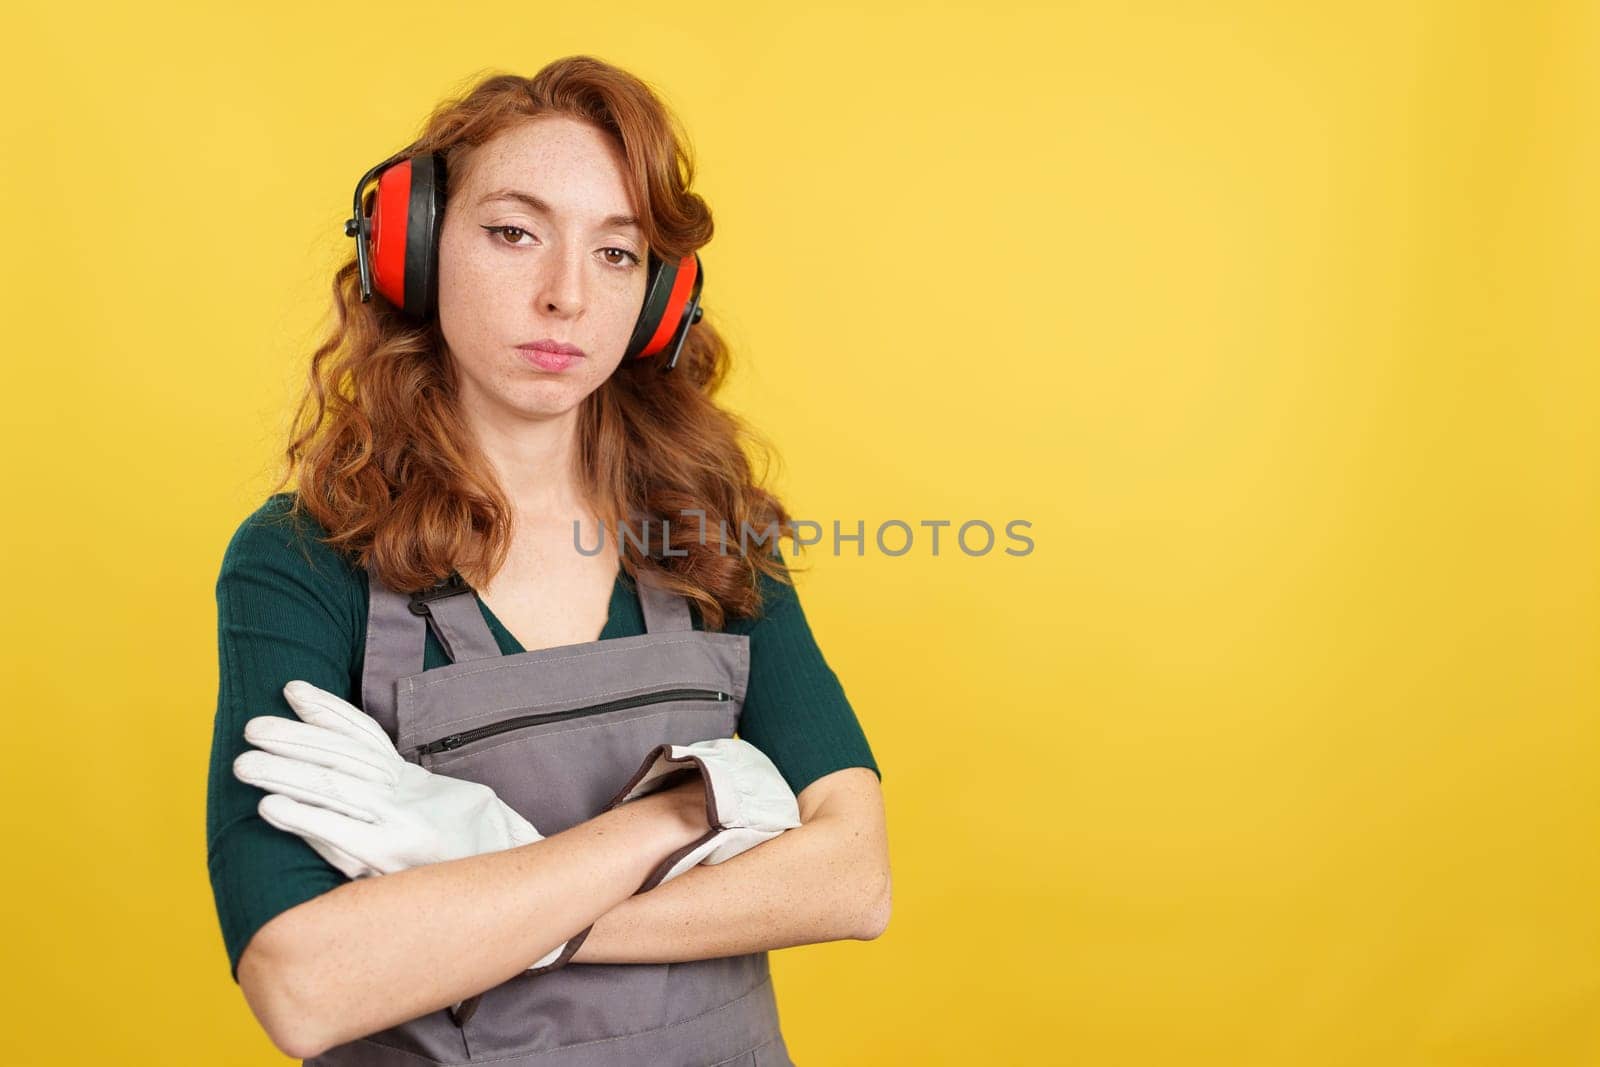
[305,559,797,1067]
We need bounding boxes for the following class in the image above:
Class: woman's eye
[602,248,642,269]
[481,224,532,246]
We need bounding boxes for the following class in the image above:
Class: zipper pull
[439,734,466,751]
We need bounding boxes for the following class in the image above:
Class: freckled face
[436,115,650,421]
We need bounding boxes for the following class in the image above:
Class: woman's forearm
[239,789,704,1059]
[571,807,889,964]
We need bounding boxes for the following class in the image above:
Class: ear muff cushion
[626,254,701,360]
[404,153,445,318]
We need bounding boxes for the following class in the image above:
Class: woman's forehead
[461,118,632,204]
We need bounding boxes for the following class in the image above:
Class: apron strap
[360,569,499,739]
[626,507,694,634]
[637,570,693,634]
[361,571,422,741]
[412,572,502,665]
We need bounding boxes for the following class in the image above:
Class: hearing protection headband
[343,149,705,371]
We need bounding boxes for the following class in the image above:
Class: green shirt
[206,493,880,980]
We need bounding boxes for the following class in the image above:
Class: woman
[204,56,891,1065]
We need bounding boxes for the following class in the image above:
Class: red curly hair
[267,57,800,630]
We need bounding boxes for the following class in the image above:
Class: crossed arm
[237,765,890,1058]
[575,766,891,962]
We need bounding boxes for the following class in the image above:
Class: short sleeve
[205,494,362,981]
[732,557,881,797]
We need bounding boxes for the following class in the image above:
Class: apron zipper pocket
[419,688,731,755]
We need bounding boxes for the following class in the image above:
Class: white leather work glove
[232,679,568,972]
[605,737,803,892]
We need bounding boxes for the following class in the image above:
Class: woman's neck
[464,400,587,517]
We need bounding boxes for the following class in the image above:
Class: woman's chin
[505,381,600,417]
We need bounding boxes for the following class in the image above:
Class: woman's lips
[517,346,583,372]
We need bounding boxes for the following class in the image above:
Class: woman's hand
[651,775,716,837]
[602,738,804,891]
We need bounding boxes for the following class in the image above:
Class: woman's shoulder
[716,552,804,635]
[218,492,366,614]
[222,492,349,569]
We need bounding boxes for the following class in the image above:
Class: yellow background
[5,1,1597,1063]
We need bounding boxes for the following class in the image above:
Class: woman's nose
[534,249,587,316]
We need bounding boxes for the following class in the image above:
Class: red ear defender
[622,252,705,372]
[344,151,446,320]
[345,150,704,371]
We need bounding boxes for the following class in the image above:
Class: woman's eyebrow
[477,188,640,232]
